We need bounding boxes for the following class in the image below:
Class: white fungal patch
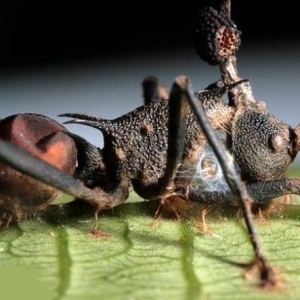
[191,143,229,192]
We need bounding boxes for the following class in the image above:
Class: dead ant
[0,0,299,289]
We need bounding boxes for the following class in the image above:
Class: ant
[0,0,299,289]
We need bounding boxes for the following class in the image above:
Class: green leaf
[1,192,300,300]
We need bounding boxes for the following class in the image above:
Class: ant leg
[0,137,129,233]
[143,76,191,220]
[199,205,214,233]
[183,77,278,288]
[158,76,191,194]
[142,76,169,105]
[156,77,247,207]
[185,178,300,207]
[86,180,129,236]
[0,137,99,204]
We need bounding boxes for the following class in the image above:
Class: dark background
[0,0,299,159]
[0,1,299,70]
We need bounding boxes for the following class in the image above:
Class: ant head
[231,108,298,182]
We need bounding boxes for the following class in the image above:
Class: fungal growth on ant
[193,5,241,65]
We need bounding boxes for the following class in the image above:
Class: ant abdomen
[0,113,76,226]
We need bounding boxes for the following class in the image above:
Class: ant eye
[269,133,284,152]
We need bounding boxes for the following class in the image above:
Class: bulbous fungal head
[0,113,77,225]
[193,6,241,65]
[231,108,298,182]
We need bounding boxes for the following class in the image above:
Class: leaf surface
[1,193,300,300]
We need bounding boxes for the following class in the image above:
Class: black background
[0,1,299,71]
